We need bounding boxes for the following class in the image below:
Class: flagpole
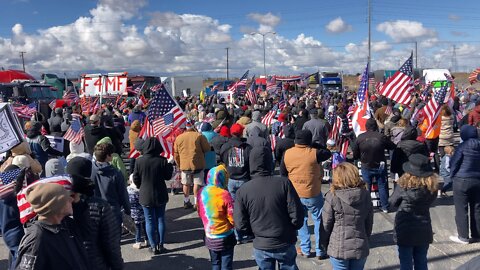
[367,0,372,69]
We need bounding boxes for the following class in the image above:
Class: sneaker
[132,242,143,249]
[296,247,312,258]
[437,190,442,198]
[184,201,193,209]
[449,235,470,244]
[157,244,168,254]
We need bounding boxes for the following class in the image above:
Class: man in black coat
[353,118,396,212]
[48,108,64,136]
[234,143,304,269]
[84,114,111,154]
[274,124,295,163]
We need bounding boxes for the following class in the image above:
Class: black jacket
[274,124,295,162]
[211,135,229,162]
[48,114,63,136]
[388,186,436,246]
[133,138,174,207]
[294,114,308,132]
[91,162,130,216]
[246,126,269,148]
[391,127,429,176]
[84,125,111,154]
[234,146,303,250]
[352,130,396,169]
[15,218,89,270]
[73,196,123,270]
[220,137,252,181]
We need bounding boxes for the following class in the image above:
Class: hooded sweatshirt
[66,142,92,163]
[95,137,127,180]
[450,125,480,178]
[274,124,296,162]
[129,120,141,152]
[246,126,269,148]
[245,111,268,139]
[197,165,235,241]
[390,126,429,176]
[233,146,303,250]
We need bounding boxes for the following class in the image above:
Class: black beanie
[66,157,94,196]
[295,130,312,145]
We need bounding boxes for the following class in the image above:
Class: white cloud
[247,12,280,33]
[448,14,461,21]
[376,20,436,42]
[325,17,352,33]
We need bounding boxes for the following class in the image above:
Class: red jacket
[468,105,480,126]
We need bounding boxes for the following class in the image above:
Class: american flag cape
[227,70,249,94]
[17,175,73,224]
[0,168,21,199]
[351,63,371,136]
[261,105,278,127]
[424,84,449,137]
[379,53,414,105]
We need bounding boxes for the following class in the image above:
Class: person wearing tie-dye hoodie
[197,165,236,270]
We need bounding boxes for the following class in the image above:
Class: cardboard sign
[0,103,25,153]
[81,73,128,97]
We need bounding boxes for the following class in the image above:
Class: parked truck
[319,72,342,93]
[162,76,203,97]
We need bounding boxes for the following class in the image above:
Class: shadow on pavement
[369,229,395,249]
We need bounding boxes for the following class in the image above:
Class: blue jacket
[450,125,480,179]
[202,131,217,170]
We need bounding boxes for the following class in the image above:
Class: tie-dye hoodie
[197,165,234,239]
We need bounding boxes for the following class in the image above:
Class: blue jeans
[142,204,166,248]
[329,257,367,270]
[209,247,234,270]
[228,179,247,241]
[397,245,429,270]
[135,222,146,243]
[298,192,326,256]
[361,167,389,210]
[253,245,298,270]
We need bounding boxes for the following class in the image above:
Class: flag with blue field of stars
[379,53,414,105]
[0,168,21,199]
[148,85,187,137]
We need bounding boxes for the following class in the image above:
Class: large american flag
[63,88,78,101]
[379,54,414,105]
[266,75,277,93]
[13,102,37,119]
[0,168,21,199]
[328,115,343,143]
[261,105,278,126]
[246,76,257,105]
[278,92,286,110]
[228,70,249,94]
[17,175,73,224]
[424,84,449,137]
[63,114,84,144]
[351,63,371,136]
[148,85,186,138]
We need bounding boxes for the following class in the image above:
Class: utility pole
[452,45,458,72]
[367,0,371,68]
[251,32,276,79]
[225,47,229,81]
[19,51,26,72]
[415,41,418,69]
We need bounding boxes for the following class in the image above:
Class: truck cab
[320,72,343,93]
[0,80,57,117]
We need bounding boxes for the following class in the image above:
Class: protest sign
[0,103,25,153]
[81,72,128,97]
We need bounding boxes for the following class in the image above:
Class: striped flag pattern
[228,70,249,94]
[13,102,37,119]
[246,76,257,105]
[261,105,278,127]
[148,85,186,138]
[328,116,343,143]
[351,63,371,136]
[424,84,449,137]
[379,54,414,105]
[269,134,277,152]
[17,175,73,224]
[468,67,480,85]
[63,115,84,144]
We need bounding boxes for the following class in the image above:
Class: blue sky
[0,0,479,76]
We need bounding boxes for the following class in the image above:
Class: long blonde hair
[398,172,439,194]
[330,162,366,194]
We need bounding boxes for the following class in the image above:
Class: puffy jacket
[174,130,210,171]
[390,127,429,176]
[388,186,436,246]
[133,138,173,207]
[220,137,252,181]
[353,130,396,169]
[321,188,373,260]
[234,146,303,250]
[16,218,89,270]
[468,105,480,126]
[439,115,454,147]
[450,125,480,179]
[73,196,123,270]
[197,165,234,239]
[91,161,130,219]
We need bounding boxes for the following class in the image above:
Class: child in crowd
[389,154,438,270]
[439,145,455,197]
[127,174,147,249]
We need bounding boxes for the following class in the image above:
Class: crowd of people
[0,84,479,270]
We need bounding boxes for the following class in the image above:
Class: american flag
[266,75,277,93]
[351,63,371,136]
[228,70,249,94]
[0,168,21,199]
[13,102,37,119]
[261,105,278,127]
[269,134,277,152]
[63,114,84,144]
[212,82,224,92]
[246,76,257,105]
[424,84,449,137]
[375,82,384,93]
[150,84,162,92]
[379,54,414,105]
[278,92,286,110]
[128,82,145,95]
[369,77,376,85]
[328,116,342,142]
[288,95,297,106]
[148,85,186,138]
[468,67,480,85]
[17,175,73,224]
[340,138,349,159]
[63,88,78,100]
